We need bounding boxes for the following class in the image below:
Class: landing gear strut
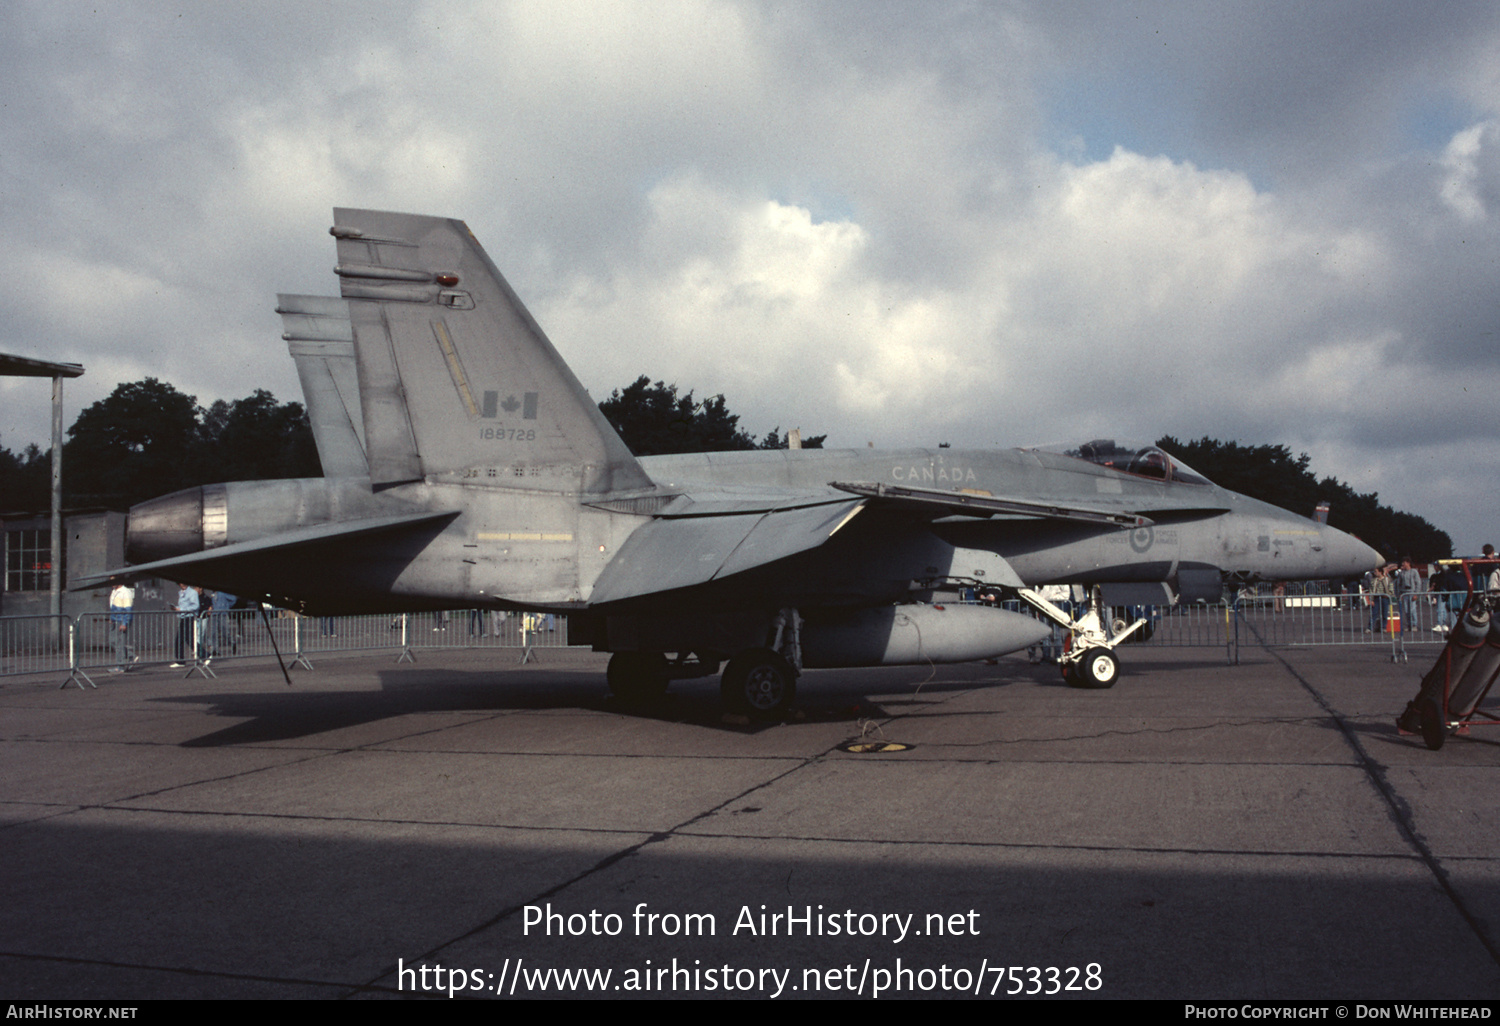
[1017,586,1141,690]
[721,608,802,719]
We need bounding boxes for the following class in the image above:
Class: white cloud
[2,1,1499,551]
[540,175,1003,437]
[1439,121,1498,221]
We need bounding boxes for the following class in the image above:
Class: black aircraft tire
[1419,696,1448,752]
[722,648,796,719]
[1073,648,1119,689]
[606,652,670,702]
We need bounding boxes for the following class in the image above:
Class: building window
[5,528,52,592]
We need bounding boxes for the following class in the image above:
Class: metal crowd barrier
[993,597,1239,664]
[3,609,577,684]
[0,615,74,679]
[75,609,310,672]
[0,590,1474,684]
[1003,587,1467,667]
[1232,590,1468,664]
[1129,601,1237,663]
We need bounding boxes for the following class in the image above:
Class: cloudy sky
[2,1,1497,552]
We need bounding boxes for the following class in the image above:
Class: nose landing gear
[1017,585,1142,690]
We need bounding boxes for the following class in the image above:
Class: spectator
[1394,558,1423,633]
[1368,566,1394,633]
[170,583,200,666]
[108,583,135,672]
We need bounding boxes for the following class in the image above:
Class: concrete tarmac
[1,643,1497,1000]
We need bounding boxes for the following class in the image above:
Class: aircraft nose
[1318,525,1382,577]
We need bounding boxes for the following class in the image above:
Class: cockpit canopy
[1031,439,1211,486]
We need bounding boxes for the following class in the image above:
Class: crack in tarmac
[8,654,1498,996]
[1265,646,1500,972]
[910,715,1328,748]
[337,690,998,997]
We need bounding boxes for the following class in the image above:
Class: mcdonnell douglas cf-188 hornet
[87,209,1381,714]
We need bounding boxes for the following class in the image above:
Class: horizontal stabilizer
[588,499,864,605]
[74,510,458,589]
[831,481,1153,528]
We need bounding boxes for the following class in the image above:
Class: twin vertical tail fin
[289,208,651,495]
[278,294,369,480]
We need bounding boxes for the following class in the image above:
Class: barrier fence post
[1233,599,1241,666]
[291,614,314,670]
[519,614,537,664]
[1224,602,1235,665]
[396,613,415,663]
[61,618,95,690]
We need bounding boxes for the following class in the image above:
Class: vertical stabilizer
[277,294,369,480]
[330,208,652,495]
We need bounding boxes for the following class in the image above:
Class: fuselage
[123,444,1380,615]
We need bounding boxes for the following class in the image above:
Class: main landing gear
[717,609,802,719]
[720,648,797,718]
[606,609,803,720]
[1016,586,1142,690]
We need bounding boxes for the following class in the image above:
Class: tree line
[1155,436,1451,562]
[0,375,822,512]
[0,376,1450,562]
[2,378,320,511]
[598,376,825,455]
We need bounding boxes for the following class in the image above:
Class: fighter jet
[90,209,1381,714]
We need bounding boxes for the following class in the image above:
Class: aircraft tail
[277,294,369,480]
[329,208,652,495]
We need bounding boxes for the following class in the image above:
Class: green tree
[64,378,203,507]
[599,376,824,456]
[1156,435,1452,562]
[598,377,755,456]
[199,389,320,483]
[61,379,320,509]
[1155,438,1321,516]
[0,440,51,512]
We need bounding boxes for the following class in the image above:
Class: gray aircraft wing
[588,498,863,605]
[830,481,1156,527]
[589,473,1163,606]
